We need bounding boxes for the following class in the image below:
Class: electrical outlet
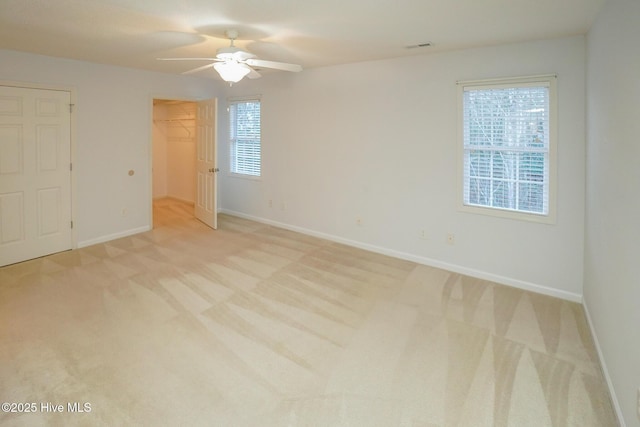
[356,217,363,226]
[121,208,128,217]
[446,233,455,245]
[280,202,286,211]
[419,230,428,240]
[268,199,273,208]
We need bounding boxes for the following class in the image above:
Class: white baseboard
[582,301,625,427]
[77,225,151,248]
[219,209,582,303]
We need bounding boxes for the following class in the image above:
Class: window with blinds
[459,76,556,222]
[229,99,261,177]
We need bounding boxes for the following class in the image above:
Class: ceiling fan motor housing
[216,46,255,61]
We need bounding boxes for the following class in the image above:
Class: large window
[229,98,261,177]
[458,75,557,223]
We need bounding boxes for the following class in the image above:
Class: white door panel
[0,86,72,266]
[0,126,23,175]
[195,98,217,229]
[0,192,24,244]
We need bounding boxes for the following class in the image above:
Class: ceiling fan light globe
[213,61,251,83]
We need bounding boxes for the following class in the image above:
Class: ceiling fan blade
[245,59,302,72]
[157,57,218,61]
[182,62,216,75]
[246,67,262,79]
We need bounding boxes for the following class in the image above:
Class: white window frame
[228,96,261,179]
[457,75,557,224]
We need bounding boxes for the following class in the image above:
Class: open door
[195,98,217,229]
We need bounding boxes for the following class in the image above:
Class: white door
[195,98,217,229]
[0,86,72,267]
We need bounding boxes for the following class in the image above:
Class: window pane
[469,150,491,178]
[469,177,491,206]
[464,87,548,150]
[519,152,545,183]
[493,151,516,180]
[518,182,544,213]
[465,93,506,148]
[492,180,514,209]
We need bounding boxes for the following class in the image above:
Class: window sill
[227,172,262,182]
[459,203,556,224]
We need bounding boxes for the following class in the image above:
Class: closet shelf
[154,118,195,137]
[154,118,195,123]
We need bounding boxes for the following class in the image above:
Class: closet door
[0,85,72,266]
[194,98,217,229]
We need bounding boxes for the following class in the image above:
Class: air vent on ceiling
[406,42,432,49]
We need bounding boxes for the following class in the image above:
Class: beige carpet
[0,198,617,426]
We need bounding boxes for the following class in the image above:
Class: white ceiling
[0,0,604,79]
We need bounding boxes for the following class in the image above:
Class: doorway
[151,98,217,229]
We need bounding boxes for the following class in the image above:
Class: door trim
[0,80,78,251]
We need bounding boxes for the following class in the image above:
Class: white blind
[229,99,261,176]
[462,84,550,215]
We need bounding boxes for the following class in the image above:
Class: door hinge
[70,220,74,229]
[70,163,73,171]
[69,103,75,113]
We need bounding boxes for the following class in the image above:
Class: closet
[152,100,196,207]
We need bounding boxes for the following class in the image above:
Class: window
[229,98,261,177]
[458,75,557,223]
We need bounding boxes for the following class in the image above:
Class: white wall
[0,49,221,246]
[219,36,587,300]
[585,0,640,425]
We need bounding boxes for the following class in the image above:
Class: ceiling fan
[158,29,302,83]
